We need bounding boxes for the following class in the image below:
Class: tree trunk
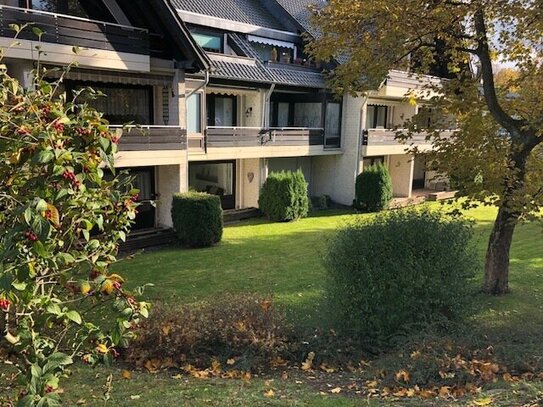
[483,202,519,295]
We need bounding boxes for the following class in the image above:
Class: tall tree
[308,0,543,295]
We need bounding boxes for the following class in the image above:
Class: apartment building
[0,0,452,235]
[0,0,209,231]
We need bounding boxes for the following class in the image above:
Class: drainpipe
[263,83,275,128]
[186,69,209,98]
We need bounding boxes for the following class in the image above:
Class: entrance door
[131,167,156,230]
[412,156,426,190]
[189,161,236,210]
[207,95,237,127]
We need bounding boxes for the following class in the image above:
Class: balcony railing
[111,126,187,151]
[0,5,149,55]
[205,127,328,148]
[362,128,454,146]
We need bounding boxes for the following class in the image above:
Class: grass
[2,204,542,406]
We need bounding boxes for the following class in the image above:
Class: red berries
[110,135,120,144]
[110,348,120,359]
[0,298,10,311]
[62,170,80,189]
[24,230,38,242]
[52,120,64,133]
[113,281,122,291]
[76,127,92,137]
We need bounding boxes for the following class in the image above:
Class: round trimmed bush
[354,164,393,212]
[324,207,477,343]
[171,192,223,247]
[259,170,309,221]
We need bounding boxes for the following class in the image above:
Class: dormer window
[191,32,223,53]
[247,35,295,64]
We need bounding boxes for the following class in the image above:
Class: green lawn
[2,204,543,406]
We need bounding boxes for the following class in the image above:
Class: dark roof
[172,0,286,31]
[219,33,325,88]
[210,58,271,84]
[272,0,323,36]
[116,0,209,71]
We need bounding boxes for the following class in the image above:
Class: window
[186,93,202,134]
[294,103,322,128]
[191,32,223,53]
[71,83,153,125]
[207,95,237,127]
[366,105,389,129]
[251,43,292,63]
[325,102,341,137]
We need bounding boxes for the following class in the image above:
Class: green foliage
[0,63,149,405]
[324,208,478,343]
[258,170,309,221]
[125,294,291,371]
[354,164,393,212]
[310,195,332,211]
[171,192,223,247]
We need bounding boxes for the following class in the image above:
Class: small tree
[259,170,309,221]
[308,1,543,295]
[354,164,393,212]
[0,63,148,404]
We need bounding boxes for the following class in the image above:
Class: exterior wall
[311,155,338,198]
[169,69,186,126]
[240,91,262,127]
[388,154,414,197]
[240,158,261,208]
[191,145,340,161]
[156,163,188,228]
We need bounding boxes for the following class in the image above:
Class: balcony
[112,126,187,151]
[204,127,327,149]
[0,5,149,56]
[362,128,454,155]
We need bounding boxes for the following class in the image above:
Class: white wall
[388,154,414,197]
[156,164,187,228]
[241,158,261,208]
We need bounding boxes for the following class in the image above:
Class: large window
[186,93,202,134]
[207,95,237,127]
[71,83,153,125]
[366,105,389,129]
[191,32,223,53]
[294,103,322,128]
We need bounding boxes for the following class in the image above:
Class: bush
[354,164,393,212]
[125,294,291,371]
[324,207,477,344]
[310,195,332,211]
[259,170,309,221]
[171,192,223,247]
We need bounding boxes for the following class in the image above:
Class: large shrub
[171,192,223,247]
[259,170,309,221]
[354,164,393,212]
[0,63,149,403]
[324,208,477,343]
[125,294,291,372]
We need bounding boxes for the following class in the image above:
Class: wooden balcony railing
[362,129,454,146]
[112,126,187,151]
[205,127,328,148]
[0,5,149,55]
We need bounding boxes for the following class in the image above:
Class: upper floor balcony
[112,126,187,152]
[0,5,149,55]
[362,128,454,156]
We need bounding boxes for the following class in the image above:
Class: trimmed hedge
[259,170,309,221]
[171,192,223,247]
[324,208,477,344]
[354,164,393,212]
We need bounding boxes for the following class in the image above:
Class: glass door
[130,167,156,230]
[189,161,236,210]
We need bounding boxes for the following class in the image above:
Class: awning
[247,35,295,49]
[45,68,174,87]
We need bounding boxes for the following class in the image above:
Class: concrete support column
[388,154,415,198]
[156,162,188,228]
